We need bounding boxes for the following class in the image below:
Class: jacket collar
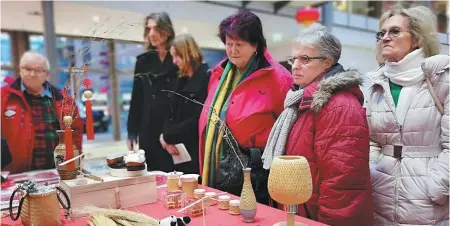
[10,78,63,100]
[211,50,273,80]
[297,65,364,113]
[20,80,53,98]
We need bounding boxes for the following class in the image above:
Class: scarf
[384,48,425,126]
[202,57,257,186]
[262,88,304,169]
[384,48,425,86]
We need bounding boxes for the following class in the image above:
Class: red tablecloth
[2,185,326,226]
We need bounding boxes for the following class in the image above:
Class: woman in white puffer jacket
[366,6,449,226]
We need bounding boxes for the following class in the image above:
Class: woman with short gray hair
[262,23,373,226]
[366,6,449,225]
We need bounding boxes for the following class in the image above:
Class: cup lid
[194,189,205,194]
[180,174,199,181]
[205,192,216,196]
[229,200,240,205]
[218,195,230,200]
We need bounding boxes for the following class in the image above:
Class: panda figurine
[159,216,191,226]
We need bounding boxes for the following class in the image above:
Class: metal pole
[41,1,60,88]
[322,1,334,32]
[108,40,121,141]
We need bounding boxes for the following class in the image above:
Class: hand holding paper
[172,144,191,165]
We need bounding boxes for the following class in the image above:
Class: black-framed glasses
[376,28,409,41]
[287,55,327,65]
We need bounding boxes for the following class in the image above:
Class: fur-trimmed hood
[309,70,363,113]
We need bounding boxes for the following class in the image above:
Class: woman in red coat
[262,23,373,226]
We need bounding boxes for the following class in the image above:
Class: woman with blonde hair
[366,6,449,225]
[159,34,210,174]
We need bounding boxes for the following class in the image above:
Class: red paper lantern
[296,7,320,27]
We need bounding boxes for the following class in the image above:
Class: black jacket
[127,50,178,172]
[162,63,210,174]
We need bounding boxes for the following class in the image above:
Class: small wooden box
[59,173,157,217]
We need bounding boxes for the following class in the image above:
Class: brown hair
[143,12,175,50]
[218,10,267,57]
[171,34,204,78]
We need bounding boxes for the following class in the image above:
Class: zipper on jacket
[382,88,403,225]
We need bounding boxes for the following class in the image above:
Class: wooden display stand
[59,172,157,217]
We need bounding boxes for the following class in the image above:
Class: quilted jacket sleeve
[314,96,373,226]
[426,62,449,205]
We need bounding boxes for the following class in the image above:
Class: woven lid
[205,192,216,197]
[19,181,56,196]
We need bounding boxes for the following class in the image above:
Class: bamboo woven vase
[268,156,312,226]
[239,168,257,222]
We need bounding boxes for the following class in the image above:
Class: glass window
[115,42,144,71]
[333,1,348,13]
[29,35,46,55]
[202,49,226,69]
[1,32,12,66]
[432,1,448,33]
[29,35,111,71]
[1,69,14,87]
[29,35,75,69]
[73,40,110,71]
[351,1,369,16]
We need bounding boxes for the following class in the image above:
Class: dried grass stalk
[83,206,159,226]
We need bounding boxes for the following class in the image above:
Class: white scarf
[262,88,304,170]
[384,48,425,125]
[384,48,425,86]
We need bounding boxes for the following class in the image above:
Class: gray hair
[19,51,50,71]
[296,23,342,64]
[379,6,439,57]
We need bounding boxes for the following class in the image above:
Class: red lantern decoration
[295,7,320,27]
[82,78,95,140]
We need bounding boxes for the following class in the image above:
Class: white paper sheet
[172,144,191,165]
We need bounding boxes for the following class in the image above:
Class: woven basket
[21,191,61,226]
[268,156,312,205]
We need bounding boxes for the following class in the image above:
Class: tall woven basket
[9,181,71,226]
[21,190,61,226]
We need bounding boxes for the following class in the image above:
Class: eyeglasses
[376,28,409,41]
[287,55,327,65]
[21,66,47,76]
